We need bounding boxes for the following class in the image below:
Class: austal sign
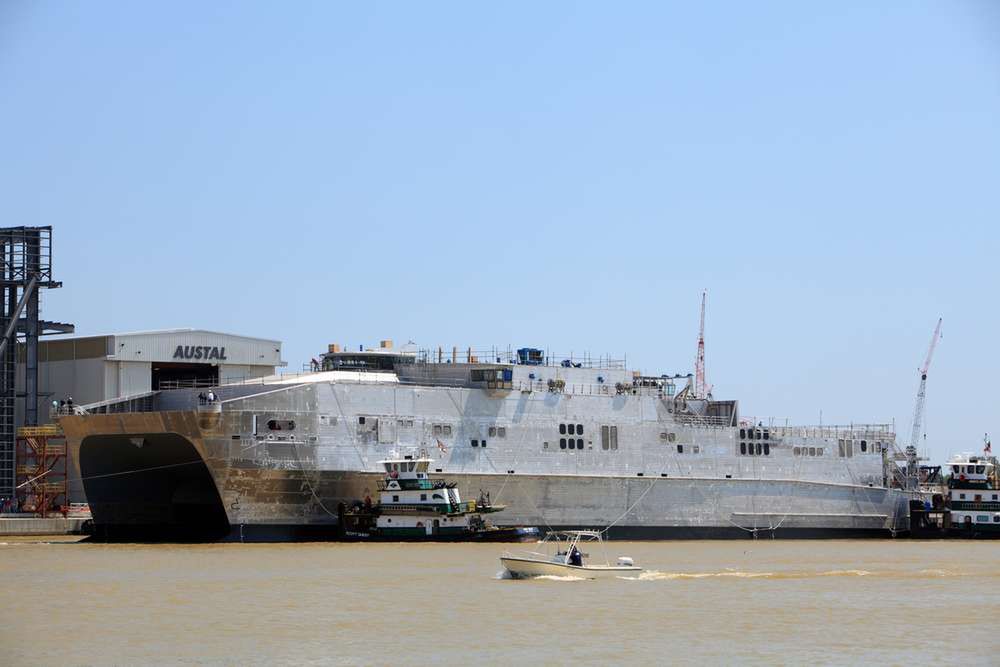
[173,345,228,361]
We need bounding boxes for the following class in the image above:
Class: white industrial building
[16,329,286,420]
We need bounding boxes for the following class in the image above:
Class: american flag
[985,433,991,454]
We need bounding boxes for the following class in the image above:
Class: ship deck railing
[414,347,628,369]
[741,421,896,440]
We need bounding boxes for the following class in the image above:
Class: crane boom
[694,291,707,398]
[909,318,942,449]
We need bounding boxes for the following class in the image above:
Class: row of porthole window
[740,428,770,440]
[956,492,999,500]
[739,442,770,456]
[965,514,1000,523]
[560,423,584,436]
[560,438,585,450]
[794,447,824,457]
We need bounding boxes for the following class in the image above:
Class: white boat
[500,530,643,579]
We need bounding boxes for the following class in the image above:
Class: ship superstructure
[58,343,915,541]
[946,454,1000,536]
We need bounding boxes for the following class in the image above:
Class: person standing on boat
[569,545,583,566]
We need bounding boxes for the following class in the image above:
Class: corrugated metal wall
[114,331,283,367]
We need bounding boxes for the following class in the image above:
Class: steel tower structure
[0,227,72,501]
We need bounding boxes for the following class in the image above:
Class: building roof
[44,328,282,344]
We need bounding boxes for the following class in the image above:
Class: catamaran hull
[60,425,909,541]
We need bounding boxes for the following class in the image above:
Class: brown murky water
[2,538,998,665]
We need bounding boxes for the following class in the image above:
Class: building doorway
[151,363,219,390]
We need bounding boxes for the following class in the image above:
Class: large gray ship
[59,343,916,541]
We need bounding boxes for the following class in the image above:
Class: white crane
[909,318,942,450]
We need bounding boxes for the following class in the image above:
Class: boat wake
[629,568,908,581]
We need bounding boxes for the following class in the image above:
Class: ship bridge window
[977,465,985,474]
[860,440,867,452]
[742,443,748,455]
[676,444,683,454]
[432,424,453,437]
[267,420,295,431]
[560,438,567,449]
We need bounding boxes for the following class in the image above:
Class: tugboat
[337,454,539,542]
[946,452,1000,538]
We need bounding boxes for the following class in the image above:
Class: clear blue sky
[2,2,998,463]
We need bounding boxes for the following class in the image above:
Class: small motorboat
[500,530,642,579]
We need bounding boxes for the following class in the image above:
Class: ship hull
[65,429,907,542]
